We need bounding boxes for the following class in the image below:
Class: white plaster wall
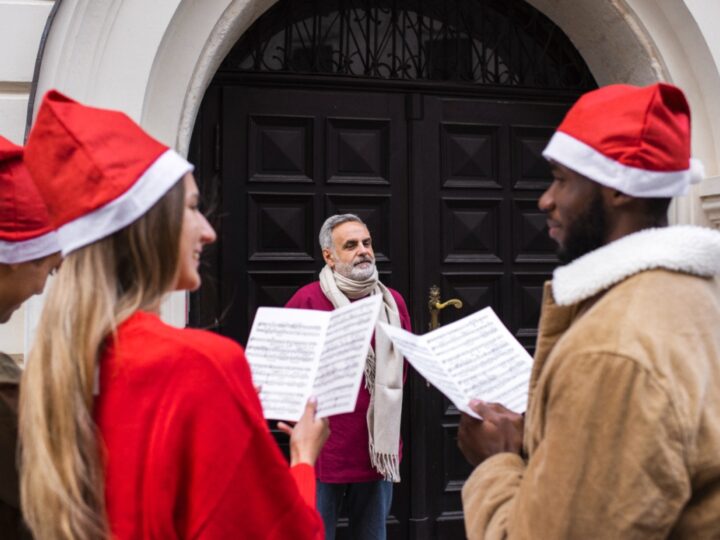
[0,0,54,355]
[33,0,181,119]
[623,0,720,226]
[0,1,53,142]
[32,0,191,329]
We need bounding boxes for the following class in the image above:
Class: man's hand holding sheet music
[458,400,524,466]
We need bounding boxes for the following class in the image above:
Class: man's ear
[602,186,634,209]
[322,248,335,268]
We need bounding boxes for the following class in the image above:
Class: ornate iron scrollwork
[221,0,595,90]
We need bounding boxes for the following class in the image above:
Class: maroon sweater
[286,282,411,483]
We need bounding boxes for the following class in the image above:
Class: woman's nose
[200,214,217,244]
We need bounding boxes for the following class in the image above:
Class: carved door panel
[406,94,565,538]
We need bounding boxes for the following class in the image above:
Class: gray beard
[334,260,376,280]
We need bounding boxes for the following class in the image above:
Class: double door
[190,82,569,538]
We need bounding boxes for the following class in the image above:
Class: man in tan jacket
[458,83,720,538]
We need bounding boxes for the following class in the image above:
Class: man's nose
[538,185,554,212]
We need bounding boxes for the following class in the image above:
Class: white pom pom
[690,158,705,184]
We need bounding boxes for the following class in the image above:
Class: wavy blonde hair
[19,180,185,540]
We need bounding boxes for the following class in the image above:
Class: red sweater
[94,311,323,539]
[286,282,412,483]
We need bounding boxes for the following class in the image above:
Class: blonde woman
[19,90,328,540]
[0,135,60,539]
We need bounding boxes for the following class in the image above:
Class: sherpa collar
[552,225,720,306]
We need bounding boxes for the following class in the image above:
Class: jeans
[316,480,393,540]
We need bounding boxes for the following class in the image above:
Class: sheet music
[245,295,382,421]
[313,295,383,417]
[245,308,327,421]
[379,307,532,416]
[377,324,473,416]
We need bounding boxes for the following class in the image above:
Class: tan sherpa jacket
[462,226,720,539]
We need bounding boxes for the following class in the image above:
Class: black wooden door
[190,82,576,539]
[405,94,566,537]
[216,85,413,538]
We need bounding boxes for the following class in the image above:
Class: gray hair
[319,214,366,250]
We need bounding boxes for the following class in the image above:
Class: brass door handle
[428,284,463,331]
[426,285,463,388]
[432,298,463,310]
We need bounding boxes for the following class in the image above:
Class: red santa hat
[24,90,192,256]
[0,135,59,264]
[542,83,703,197]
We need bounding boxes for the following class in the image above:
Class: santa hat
[542,83,704,198]
[0,135,59,264]
[24,90,192,256]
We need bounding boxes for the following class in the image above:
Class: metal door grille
[221,0,595,89]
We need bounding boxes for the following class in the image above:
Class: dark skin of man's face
[538,163,608,264]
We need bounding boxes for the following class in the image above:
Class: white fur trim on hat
[552,226,720,306]
[58,149,192,256]
[543,131,696,198]
[0,230,60,264]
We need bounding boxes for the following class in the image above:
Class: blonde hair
[19,180,185,540]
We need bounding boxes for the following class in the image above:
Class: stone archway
[29,0,720,331]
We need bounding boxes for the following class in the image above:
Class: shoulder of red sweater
[111,313,259,409]
[118,311,245,362]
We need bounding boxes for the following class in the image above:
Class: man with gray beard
[286,214,411,540]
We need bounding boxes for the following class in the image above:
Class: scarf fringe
[369,441,401,482]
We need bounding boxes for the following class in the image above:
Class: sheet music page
[424,307,532,413]
[245,308,328,421]
[377,323,476,416]
[313,295,383,418]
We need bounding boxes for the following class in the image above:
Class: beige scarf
[319,265,403,482]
